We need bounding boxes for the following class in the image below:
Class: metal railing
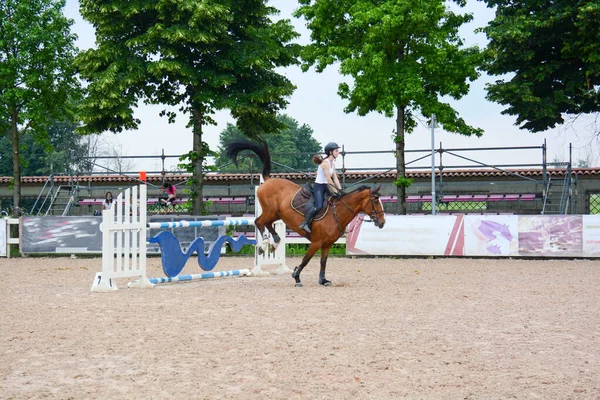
[30,176,55,216]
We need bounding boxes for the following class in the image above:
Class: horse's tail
[225,139,271,179]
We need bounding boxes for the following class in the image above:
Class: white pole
[431,114,436,216]
[149,269,251,284]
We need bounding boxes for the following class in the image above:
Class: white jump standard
[91,185,290,292]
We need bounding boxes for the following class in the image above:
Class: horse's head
[364,185,385,229]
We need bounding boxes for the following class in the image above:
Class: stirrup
[299,222,311,233]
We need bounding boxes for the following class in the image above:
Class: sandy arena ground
[1,255,599,399]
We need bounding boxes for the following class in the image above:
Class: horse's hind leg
[265,222,281,252]
[318,246,332,286]
[254,214,268,254]
[291,242,321,287]
[255,213,277,255]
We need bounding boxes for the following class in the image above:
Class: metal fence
[589,193,600,214]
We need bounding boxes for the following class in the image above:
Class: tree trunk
[11,109,21,215]
[191,108,205,216]
[395,106,407,215]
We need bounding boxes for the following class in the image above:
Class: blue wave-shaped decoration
[148,231,257,277]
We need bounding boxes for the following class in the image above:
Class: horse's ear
[371,185,381,195]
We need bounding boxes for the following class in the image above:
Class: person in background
[101,191,113,211]
[160,182,177,213]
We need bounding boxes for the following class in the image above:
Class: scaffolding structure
[23,140,580,216]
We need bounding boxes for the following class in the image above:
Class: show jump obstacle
[91,185,290,292]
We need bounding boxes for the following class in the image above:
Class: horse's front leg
[318,246,332,286]
[292,242,321,287]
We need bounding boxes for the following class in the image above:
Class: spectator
[101,191,114,211]
[160,183,177,212]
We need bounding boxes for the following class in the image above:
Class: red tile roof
[1,167,599,185]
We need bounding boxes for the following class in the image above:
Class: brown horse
[226,139,386,287]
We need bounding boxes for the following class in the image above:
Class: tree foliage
[215,114,322,173]
[0,121,90,176]
[295,0,482,213]
[0,0,80,212]
[482,0,600,133]
[76,0,299,214]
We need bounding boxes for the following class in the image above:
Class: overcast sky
[63,0,599,173]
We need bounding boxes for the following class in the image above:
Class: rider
[299,142,343,233]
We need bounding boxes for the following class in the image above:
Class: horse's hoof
[270,245,276,253]
[295,282,303,287]
[319,280,332,286]
[257,247,264,255]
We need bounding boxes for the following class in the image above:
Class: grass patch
[422,201,487,212]
[226,243,346,256]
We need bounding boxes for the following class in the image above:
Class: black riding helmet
[324,142,340,156]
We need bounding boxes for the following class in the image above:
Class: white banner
[347,215,464,256]
[583,215,600,256]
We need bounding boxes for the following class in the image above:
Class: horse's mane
[345,185,372,195]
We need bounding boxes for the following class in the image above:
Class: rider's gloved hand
[334,191,343,200]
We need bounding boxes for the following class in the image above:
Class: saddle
[290,184,330,221]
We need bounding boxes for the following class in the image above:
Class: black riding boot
[299,207,318,233]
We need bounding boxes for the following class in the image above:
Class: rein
[328,198,344,236]
[328,192,382,236]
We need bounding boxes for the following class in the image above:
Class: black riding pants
[312,183,330,211]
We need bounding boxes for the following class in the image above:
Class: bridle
[329,191,384,234]
[368,195,385,227]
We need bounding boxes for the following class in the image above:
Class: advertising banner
[518,215,583,257]
[464,215,518,256]
[21,216,103,253]
[347,214,599,258]
[21,215,226,254]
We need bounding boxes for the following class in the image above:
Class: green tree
[295,0,483,214]
[482,0,600,133]
[76,0,299,215]
[0,121,90,176]
[215,114,322,173]
[0,134,46,176]
[47,121,94,175]
[0,0,80,213]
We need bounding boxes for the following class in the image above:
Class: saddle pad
[290,185,329,221]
